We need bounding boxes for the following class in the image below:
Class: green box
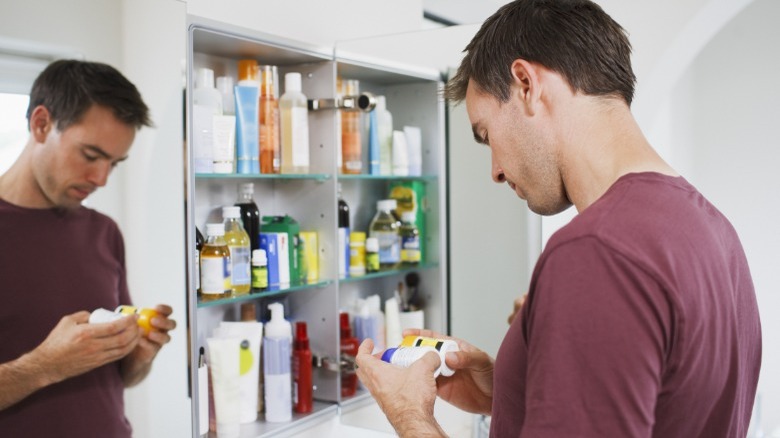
[261,215,300,284]
[388,181,426,263]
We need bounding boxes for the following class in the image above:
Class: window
[0,93,30,174]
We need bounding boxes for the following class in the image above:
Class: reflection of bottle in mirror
[340,312,359,397]
[338,184,350,278]
[223,206,251,295]
[235,183,261,253]
[341,79,362,174]
[259,65,280,174]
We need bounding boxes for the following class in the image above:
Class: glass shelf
[195,173,331,182]
[339,263,438,284]
[337,174,438,182]
[206,401,338,438]
[197,279,333,308]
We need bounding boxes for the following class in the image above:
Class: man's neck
[0,142,52,209]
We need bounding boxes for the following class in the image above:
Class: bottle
[381,344,459,378]
[88,306,159,336]
[367,108,379,175]
[375,96,394,175]
[200,223,231,300]
[223,206,251,294]
[216,76,235,115]
[365,237,380,273]
[399,211,421,266]
[193,67,223,174]
[280,72,310,174]
[339,312,359,397]
[337,184,350,279]
[366,294,386,352]
[195,227,204,293]
[264,302,292,422]
[349,231,366,277]
[392,130,409,176]
[235,183,261,253]
[292,321,313,414]
[341,79,362,174]
[259,65,281,174]
[251,249,268,289]
[369,199,401,270]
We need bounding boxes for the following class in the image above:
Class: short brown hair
[26,59,152,131]
[444,0,636,106]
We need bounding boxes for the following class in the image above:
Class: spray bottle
[263,302,292,422]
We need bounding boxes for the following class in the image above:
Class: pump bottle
[293,321,313,413]
[264,302,292,422]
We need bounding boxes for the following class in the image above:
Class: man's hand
[405,329,494,416]
[508,293,528,325]
[120,304,176,387]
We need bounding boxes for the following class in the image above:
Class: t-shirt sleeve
[521,236,670,437]
[110,220,132,307]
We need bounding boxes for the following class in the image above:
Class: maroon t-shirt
[492,173,761,437]
[0,199,133,437]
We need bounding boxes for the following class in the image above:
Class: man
[355,1,762,436]
[0,60,176,437]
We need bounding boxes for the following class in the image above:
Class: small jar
[365,237,380,273]
[349,231,366,277]
[252,249,268,289]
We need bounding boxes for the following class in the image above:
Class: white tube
[206,337,241,438]
[219,322,263,424]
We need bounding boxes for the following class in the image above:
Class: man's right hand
[403,329,494,416]
[32,311,141,385]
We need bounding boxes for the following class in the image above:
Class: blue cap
[381,347,398,363]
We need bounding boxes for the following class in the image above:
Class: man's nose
[86,161,111,187]
[491,151,506,183]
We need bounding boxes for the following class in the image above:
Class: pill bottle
[381,343,459,378]
[89,306,159,335]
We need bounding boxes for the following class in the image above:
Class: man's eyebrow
[83,144,128,162]
[471,124,486,145]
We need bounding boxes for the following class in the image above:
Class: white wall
[663,0,780,431]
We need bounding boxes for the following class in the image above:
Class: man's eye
[83,153,98,162]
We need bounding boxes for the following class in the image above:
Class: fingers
[87,314,138,338]
[444,349,493,372]
[151,314,176,333]
[357,339,375,358]
[414,350,442,374]
[402,328,449,340]
[153,304,173,316]
[66,311,92,324]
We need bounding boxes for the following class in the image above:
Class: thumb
[412,348,442,374]
[445,349,489,371]
[68,311,91,324]
[357,338,375,356]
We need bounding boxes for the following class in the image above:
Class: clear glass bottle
[200,223,231,300]
[235,183,260,253]
[259,65,280,174]
[369,199,400,270]
[341,79,362,174]
[223,206,251,294]
[399,211,421,266]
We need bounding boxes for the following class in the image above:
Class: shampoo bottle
[280,72,310,174]
[366,294,386,352]
[292,321,313,413]
[263,303,292,422]
[193,67,223,174]
[339,312,359,397]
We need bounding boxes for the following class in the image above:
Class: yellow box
[299,231,319,283]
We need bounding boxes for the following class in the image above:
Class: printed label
[230,246,251,286]
[374,231,400,264]
[201,256,230,294]
[291,107,309,167]
[401,236,421,262]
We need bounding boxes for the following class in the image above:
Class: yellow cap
[237,59,258,82]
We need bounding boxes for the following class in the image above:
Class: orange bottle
[259,65,280,174]
[341,79,362,174]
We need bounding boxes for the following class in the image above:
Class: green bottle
[399,212,420,266]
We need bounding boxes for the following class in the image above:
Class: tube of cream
[219,321,263,424]
[234,85,260,174]
[206,337,241,438]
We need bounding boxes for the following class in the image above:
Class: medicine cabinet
[184,16,448,437]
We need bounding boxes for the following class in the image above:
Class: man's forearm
[119,355,152,388]
[390,412,448,438]
[0,352,54,411]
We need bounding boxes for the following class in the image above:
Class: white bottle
[404,126,422,176]
[264,302,292,422]
[392,130,409,176]
[280,72,310,174]
[193,68,222,173]
[366,294,386,352]
[216,76,235,115]
[375,96,394,176]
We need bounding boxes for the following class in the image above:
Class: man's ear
[29,105,53,142]
[509,59,542,116]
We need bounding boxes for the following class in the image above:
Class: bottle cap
[239,182,255,195]
[222,206,241,219]
[401,211,415,223]
[285,72,302,93]
[339,312,352,336]
[266,302,291,339]
[195,68,215,89]
[344,79,359,95]
[380,347,398,364]
[252,249,267,265]
[240,303,257,321]
[366,294,380,311]
[237,59,258,82]
[294,321,309,350]
[377,199,397,212]
[350,231,366,244]
[206,223,225,237]
[365,237,379,252]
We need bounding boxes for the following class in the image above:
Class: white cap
[196,68,215,89]
[285,72,302,93]
[222,206,241,219]
[206,223,225,237]
[366,294,380,311]
[401,211,415,223]
[377,199,397,212]
[239,183,254,195]
[375,95,386,111]
[365,237,379,252]
[252,249,267,265]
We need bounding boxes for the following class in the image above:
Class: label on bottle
[338,228,349,278]
[401,235,421,263]
[252,266,268,289]
[230,245,251,286]
[374,231,400,264]
[366,252,380,272]
[201,256,231,294]
[291,107,309,167]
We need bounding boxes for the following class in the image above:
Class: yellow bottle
[200,223,232,301]
[223,206,251,294]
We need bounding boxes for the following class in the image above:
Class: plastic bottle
[280,72,310,174]
[399,211,421,266]
[264,302,292,422]
[200,223,231,300]
[365,237,379,273]
[381,344,458,378]
[369,199,401,270]
[375,96,394,175]
[341,79,362,174]
[292,321,313,414]
[366,294,386,352]
[222,206,251,294]
[251,249,268,289]
[349,231,366,277]
[259,65,281,174]
[88,306,159,335]
[404,126,422,177]
[193,68,223,174]
[392,130,409,176]
[339,312,359,397]
[216,76,235,115]
[235,183,261,253]
[337,184,350,279]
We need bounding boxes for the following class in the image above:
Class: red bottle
[340,312,360,397]
[293,321,313,413]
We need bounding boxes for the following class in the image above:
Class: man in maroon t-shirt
[0,60,176,437]
[355,1,761,437]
